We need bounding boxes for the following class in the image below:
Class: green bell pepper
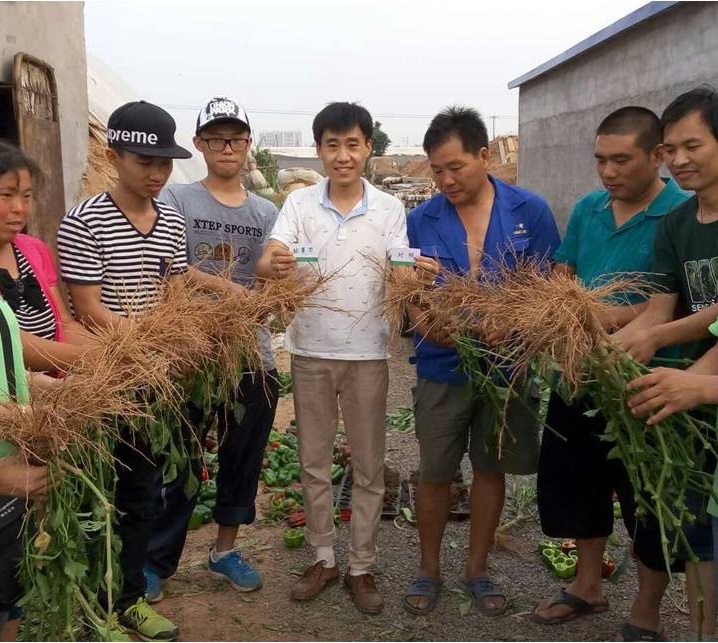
[283,528,304,549]
[541,548,559,567]
[188,510,204,530]
[331,464,344,484]
[263,469,278,486]
[553,557,576,579]
[538,539,559,553]
[200,479,217,501]
[189,504,213,529]
[286,487,303,502]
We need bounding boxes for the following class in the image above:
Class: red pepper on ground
[561,539,576,554]
[288,510,306,527]
[602,558,616,578]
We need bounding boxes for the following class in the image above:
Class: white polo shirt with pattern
[270,177,408,360]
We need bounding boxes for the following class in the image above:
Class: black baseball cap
[196,97,250,134]
[107,101,192,159]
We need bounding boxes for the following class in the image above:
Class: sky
[84,0,648,148]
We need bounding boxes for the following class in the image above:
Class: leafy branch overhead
[372,121,391,157]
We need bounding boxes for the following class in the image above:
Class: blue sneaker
[207,549,262,592]
[143,567,166,604]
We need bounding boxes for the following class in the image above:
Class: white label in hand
[390,247,420,266]
[292,243,318,263]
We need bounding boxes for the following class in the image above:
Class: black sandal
[618,622,667,641]
[531,588,609,625]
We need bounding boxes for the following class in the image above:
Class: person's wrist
[651,325,667,350]
[697,375,716,405]
[698,384,710,406]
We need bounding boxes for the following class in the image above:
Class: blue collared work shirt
[407,175,561,384]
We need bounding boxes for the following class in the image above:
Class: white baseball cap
[196,97,250,134]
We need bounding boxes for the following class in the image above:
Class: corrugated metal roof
[508,1,680,89]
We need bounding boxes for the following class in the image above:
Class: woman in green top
[0,143,77,639]
[0,295,50,641]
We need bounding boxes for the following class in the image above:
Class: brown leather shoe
[344,571,384,614]
[290,562,339,601]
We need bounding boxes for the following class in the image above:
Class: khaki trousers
[291,355,388,572]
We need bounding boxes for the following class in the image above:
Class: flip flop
[403,576,441,615]
[618,622,667,641]
[531,588,609,625]
[460,576,508,616]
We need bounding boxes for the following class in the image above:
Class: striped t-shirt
[11,245,56,340]
[57,192,188,316]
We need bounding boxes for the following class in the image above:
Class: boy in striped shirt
[57,101,244,642]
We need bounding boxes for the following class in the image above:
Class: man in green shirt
[617,85,718,641]
[533,106,690,640]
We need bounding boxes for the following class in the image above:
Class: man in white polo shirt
[257,102,408,614]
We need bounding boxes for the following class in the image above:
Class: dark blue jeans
[145,370,279,579]
[113,431,163,611]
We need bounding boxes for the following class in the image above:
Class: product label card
[390,247,421,266]
[292,244,318,263]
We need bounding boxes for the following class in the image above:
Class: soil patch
[157,334,692,641]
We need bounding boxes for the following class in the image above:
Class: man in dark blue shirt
[402,106,560,616]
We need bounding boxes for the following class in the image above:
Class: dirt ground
[157,336,693,642]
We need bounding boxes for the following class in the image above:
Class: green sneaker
[108,615,133,642]
[91,613,132,641]
[118,597,178,642]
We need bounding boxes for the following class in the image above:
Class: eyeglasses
[200,137,250,152]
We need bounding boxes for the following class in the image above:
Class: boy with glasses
[143,97,280,600]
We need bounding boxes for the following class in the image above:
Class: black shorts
[537,393,676,573]
[0,516,23,616]
[674,488,714,563]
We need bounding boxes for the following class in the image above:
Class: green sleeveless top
[0,298,29,406]
[0,297,30,528]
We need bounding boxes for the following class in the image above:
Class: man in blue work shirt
[402,106,560,616]
[533,107,690,640]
